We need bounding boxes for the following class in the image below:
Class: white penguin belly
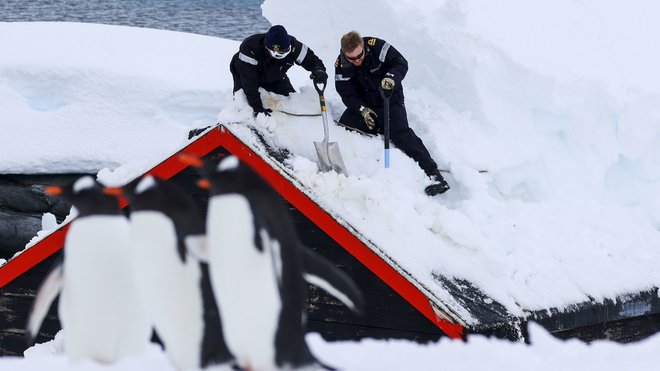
[61,215,150,362]
[207,195,281,370]
[130,211,203,369]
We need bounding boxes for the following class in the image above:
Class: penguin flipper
[26,261,64,344]
[300,246,365,314]
[174,238,188,264]
[185,234,209,263]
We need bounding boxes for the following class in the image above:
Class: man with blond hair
[334,31,449,196]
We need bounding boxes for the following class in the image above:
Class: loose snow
[1,0,659,369]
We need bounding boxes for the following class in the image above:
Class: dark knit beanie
[264,25,291,50]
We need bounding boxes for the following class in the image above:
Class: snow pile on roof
[258,0,660,315]
[1,0,659,320]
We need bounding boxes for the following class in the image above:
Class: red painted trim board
[0,125,464,339]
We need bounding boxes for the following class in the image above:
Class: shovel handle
[314,81,330,143]
[379,86,392,169]
[314,81,328,114]
[314,81,326,95]
[379,85,393,100]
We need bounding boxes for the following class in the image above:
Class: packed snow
[1,324,658,371]
[1,0,659,369]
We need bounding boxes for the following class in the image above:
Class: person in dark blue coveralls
[334,30,450,196]
[230,25,327,120]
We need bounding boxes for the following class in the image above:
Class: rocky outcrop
[0,175,83,260]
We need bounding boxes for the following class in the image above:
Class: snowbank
[3,324,659,371]
[1,0,659,324]
[0,22,236,173]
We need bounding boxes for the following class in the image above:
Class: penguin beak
[45,186,63,196]
[179,153,203,168]
[103,187,123,196]
[102,187,129,207]
[197,179,210,190]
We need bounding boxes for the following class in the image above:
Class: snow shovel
[313,81,348,175]
[379,86,392,169]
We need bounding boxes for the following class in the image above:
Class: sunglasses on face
[268,46,291,59]
[345,48,364,61]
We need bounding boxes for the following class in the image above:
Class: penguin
[119,175,233,369]
[26,176,150,363]
[184,154,365,370]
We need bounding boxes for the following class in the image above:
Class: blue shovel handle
[379,86,392,169]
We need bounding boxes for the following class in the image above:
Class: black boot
[425,169,450,196]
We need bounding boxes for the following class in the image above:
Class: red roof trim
[0,226,68,288]
[0,125,464,339]
[0,129,223,288]
[217,127,464,339]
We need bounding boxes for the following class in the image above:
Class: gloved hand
[253,107,272,118]
[360,106,378,130]
[381,73,395,90]
[254,109,276,132]
[310,69,328,84]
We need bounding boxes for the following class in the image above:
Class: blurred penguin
[182,154,365,370]
[26,176,150,363]
[119,175,234,369]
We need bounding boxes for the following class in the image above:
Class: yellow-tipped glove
[381,72,396,90]
[360,106,378,130]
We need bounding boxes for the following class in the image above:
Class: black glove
[253,107,273,118]
[310,69,328,84]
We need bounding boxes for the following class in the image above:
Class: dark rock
[0,210,42,260]
[0,184,50,213]
[0,174,85,259]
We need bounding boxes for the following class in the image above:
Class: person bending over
[230,25,327,120]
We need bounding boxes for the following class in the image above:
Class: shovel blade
[314,141,348,175]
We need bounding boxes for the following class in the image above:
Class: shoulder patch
[334,58,339,68]
[367,38,376,46]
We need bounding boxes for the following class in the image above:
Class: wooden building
[1,124,658,356]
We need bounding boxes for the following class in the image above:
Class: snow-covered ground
[0,324,658,371]
[1,0,659,369]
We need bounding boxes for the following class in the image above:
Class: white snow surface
[1,0,660,369]
[1,325,658,371]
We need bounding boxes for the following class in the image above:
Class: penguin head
[178,153,266,196]
[45,176,99,199]
[135,175,158,195]
[178,152,216,189]
[110,175,145,204]
[46,176,122,217]
[117,175,161,210]
[124,174,203,223]
[207,156,269,196]
[122,175,158,200]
